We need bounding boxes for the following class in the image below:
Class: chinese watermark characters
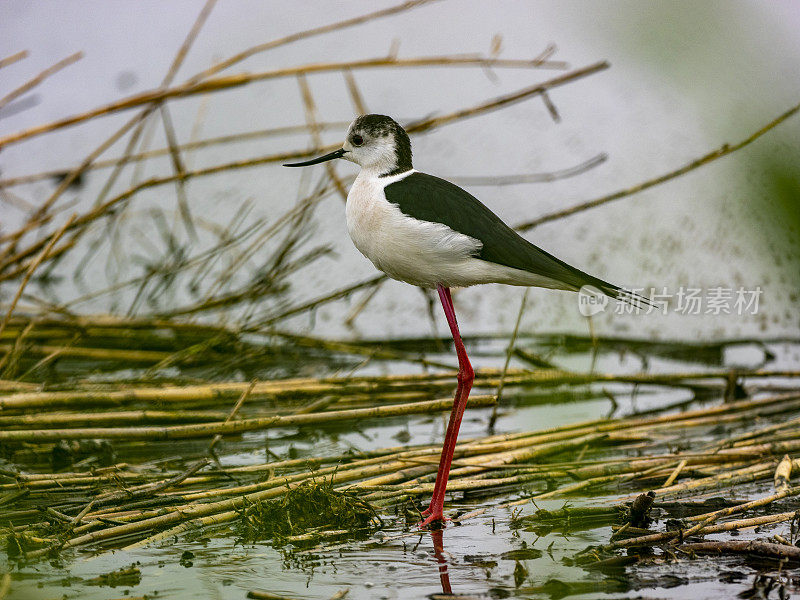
[578,286,762,316]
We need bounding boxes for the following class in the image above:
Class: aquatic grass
[235,480,381,544]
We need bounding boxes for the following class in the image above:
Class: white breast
[345,170,483,287]
[346,169,552,291]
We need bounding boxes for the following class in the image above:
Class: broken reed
[0,13,594,330]
[1,364,797,413]
[2,310,798,386]
[2,0,800,570]
[3,379,800,558]
[0,4,610,405]
[2,0,796,341]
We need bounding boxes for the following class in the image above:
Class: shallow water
[14,498,799,600]
[4,339,799,599]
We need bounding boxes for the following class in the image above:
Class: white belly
[345,170,560,289]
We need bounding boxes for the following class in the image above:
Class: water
[3,338,798,598]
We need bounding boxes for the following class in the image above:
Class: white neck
[356,167,416,185]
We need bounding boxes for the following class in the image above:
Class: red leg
[419,285,474,528]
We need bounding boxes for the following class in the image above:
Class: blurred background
[1,0,799,344]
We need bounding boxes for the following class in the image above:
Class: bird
[284,114,649,528]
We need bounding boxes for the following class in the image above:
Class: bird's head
[284,114,412,176]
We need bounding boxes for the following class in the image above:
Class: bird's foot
[417,507,448,529]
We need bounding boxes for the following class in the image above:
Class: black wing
[384,172,633,299]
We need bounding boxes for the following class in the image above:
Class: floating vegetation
[1,334,799,598]
[83,565,142,588]
[236,481,381,544]
[1,348,799,568]
[510,504,624,534]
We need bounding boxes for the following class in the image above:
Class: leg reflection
[430,529,452,594]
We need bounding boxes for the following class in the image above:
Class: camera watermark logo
[577,285,608,316]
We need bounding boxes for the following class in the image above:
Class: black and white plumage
[285,114,649,527]
[288,114,637,301]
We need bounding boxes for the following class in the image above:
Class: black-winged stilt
[285,114,647,527]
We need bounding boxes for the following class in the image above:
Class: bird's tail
[594,281,658,311]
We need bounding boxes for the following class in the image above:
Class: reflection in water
[431,529,453,595]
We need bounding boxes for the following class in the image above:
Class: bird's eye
[351,134,364,146]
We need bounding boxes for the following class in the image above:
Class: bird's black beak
[283,148,347,167]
